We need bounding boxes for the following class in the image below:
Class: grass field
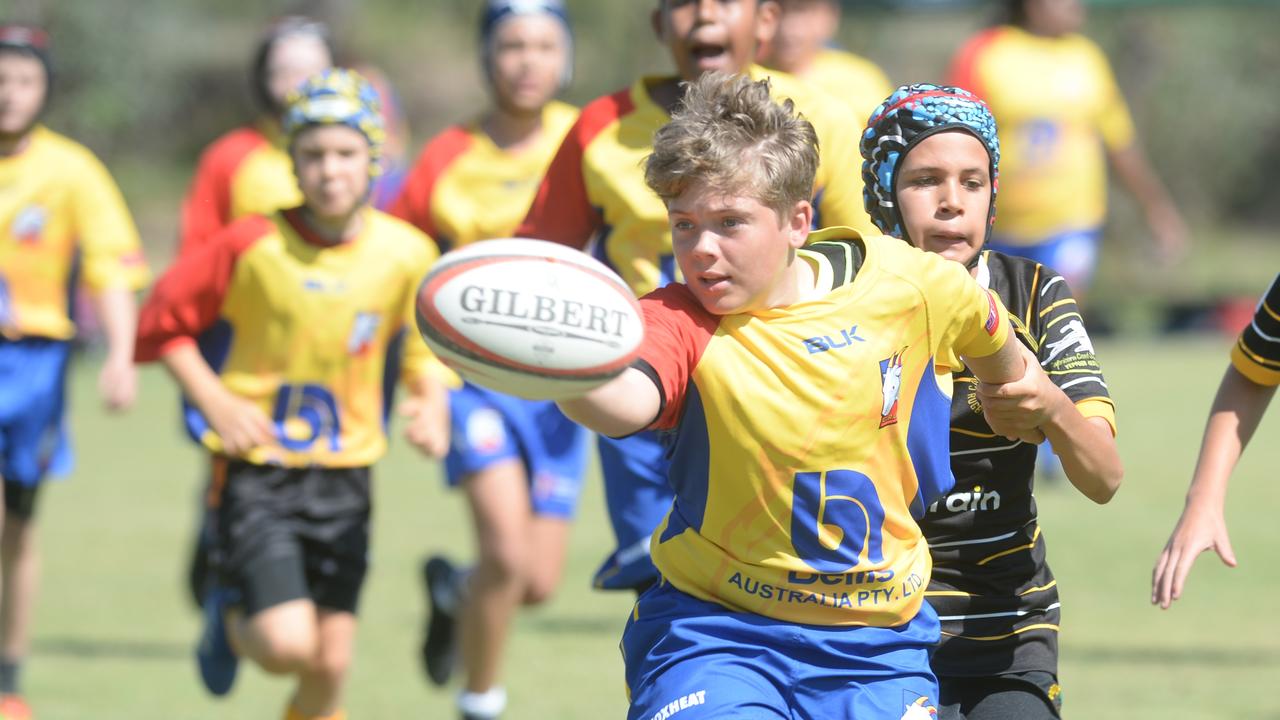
[21,336,1280,719]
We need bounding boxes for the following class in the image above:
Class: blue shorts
[444,383,588,519]
[593,431,673,591]
[987,228,1100,292]
[622,581,941,720]
[0,338,73,487]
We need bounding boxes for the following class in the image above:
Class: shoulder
[365,210,436,264]
[219,213,279,252]
[417,124,475,166]
[199,126,270,165]
[956,26,1012,58]
[30,127,107,171]
[544,99,581,132]
[572,86,636,143]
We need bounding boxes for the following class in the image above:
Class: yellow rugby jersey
[1231,274,1280,386]
[136,209,452,468]
[390,101,578,249]
[804,48,893,129]
[179,121,301,255]
[0,125,150,340]
[636,230,1010,626]
[518,66,876,296]
[949,27,1135,245]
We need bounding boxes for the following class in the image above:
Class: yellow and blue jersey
[1232,274,1280,387]
[634,230,1011,627]
[804,47,893,129]
[517,66,877,297]
[949,26,1135,245]
[390,101,578,251]
[179,121,301,255]
[0,125,150,340]
[135,208,453,468]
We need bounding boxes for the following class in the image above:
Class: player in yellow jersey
[0,25,150,720]
[518,0,876,605]
[136,70,452,720]
[761,0,892,127]
[860,83,1123,719]
[389,3,585,718]
[1153,274,1280,609]
[538,72,1037,719]
[948,0,1187,298]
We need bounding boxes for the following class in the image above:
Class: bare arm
[160,341,274,456]
[1108,144,1189,264]
[1152,366,1275,608]
[93,287,140,412]
[399,373,451,459]
[964,328,1044,445]
[558,367,662,438]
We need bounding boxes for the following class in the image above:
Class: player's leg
[286,609,357,719]
[515,399,588,605]
[0,482,38,718]
[593,432,673,593]
[622,582,792,720]
[937,672,1062,720]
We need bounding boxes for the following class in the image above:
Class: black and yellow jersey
[920,250,1116,677]
[1231,274,1280,387]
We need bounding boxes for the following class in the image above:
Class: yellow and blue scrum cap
[282,68,387,177]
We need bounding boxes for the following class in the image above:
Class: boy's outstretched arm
[1152,366,1275,609]
[94,287,140,412]
[963,326,1043,446]
[558,367,661,439]
[399,373,451,459]
[160,342,274,457]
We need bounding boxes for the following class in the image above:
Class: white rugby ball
[415,238,645,400]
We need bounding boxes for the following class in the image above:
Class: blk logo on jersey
[11,205,47,243]
[347,312,381,355]
[879,349,906,428]
[803,324,866,354]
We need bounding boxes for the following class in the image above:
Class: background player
[860,83,1123,719]
[517,0,874,599]
[1152,274,1279,609]
[135,70,452,720]
[388,2,585,718]
[760,0,892,126]
[0,25,150,720]
[948,0,1187,298]
[539,71,1036,718]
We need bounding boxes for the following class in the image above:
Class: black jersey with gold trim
[1231,274,1280,387]
[920,250,1115,678]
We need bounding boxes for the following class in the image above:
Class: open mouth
[697,272,731,293]
[689,42,728,67]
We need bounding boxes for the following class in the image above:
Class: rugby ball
[415,238,644,400]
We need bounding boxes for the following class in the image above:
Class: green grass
[23,336,1280,718]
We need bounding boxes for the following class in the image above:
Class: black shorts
[3,480,41,522]
[938,671,1062,720]
[209,458,371,617]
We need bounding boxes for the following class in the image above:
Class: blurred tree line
[4,0,1277,305]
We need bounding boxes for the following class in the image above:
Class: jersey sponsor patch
[879,348,906,428]
[347,312,381,355]
[900,693,938,719]
[1044,317,1094,362]
[984,289,1000,336]
[648,690,706,720]
[11,204,47,243]
[462,407,506,454]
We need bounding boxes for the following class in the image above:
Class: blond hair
[645,72,819,221]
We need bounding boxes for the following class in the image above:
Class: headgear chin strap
[859,83,1001,254]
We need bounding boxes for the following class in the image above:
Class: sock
[284,706,346,720]
[0,659,22,695]
[458,687,507,719]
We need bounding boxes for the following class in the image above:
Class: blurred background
[1,0,1278,718]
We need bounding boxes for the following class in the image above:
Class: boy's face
[0,52,46,138]
[668,184,809,315]
[894,130,992,266]
[488,15,568,117]
[768,0,838,72]
[291,124,371,223]
[266,34,332,112]
[1025,0,1085,36]
[652,0,780,82]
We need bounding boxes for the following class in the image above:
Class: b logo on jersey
[879,349,906,428]
[347,312,381,355]
[11,205,47,244]
[802,324,866,354]
[899,693,937,719]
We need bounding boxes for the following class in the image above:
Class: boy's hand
[206,392,275,456]
[976,344,1050,444]
[99,356,138,412]
[1152,502,1236,609]
[401,391,450,459]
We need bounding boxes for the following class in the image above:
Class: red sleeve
[635,285,719,430]
[135,215,272,362]
[179,128,269,257]
[387,125,473,244]
[515,88,633,248]
[947,28,1002,102]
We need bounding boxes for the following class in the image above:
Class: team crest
[899,693,937,719]
[879,348,907,428]
[347,312,381,355]
[11,204,47,244]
